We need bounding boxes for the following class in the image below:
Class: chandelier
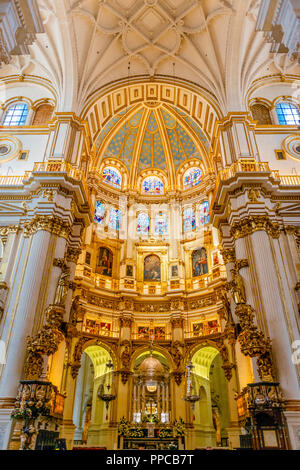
[182,361,200,409]
[98,359,117,412]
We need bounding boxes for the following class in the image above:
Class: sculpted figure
[54,268,70,306]
[230,269,246,304]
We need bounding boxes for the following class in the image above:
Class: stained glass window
[102,166,122,188]
[109,208,121,231]
[154,212,167,236]
[183,167,202,189]
[276,102,300,125]
[199,201,210,225]
[3,103,29,126]
[137,212,150,235]
[183,207,196,232]
[141,176,164,195]
[94,201,106,224]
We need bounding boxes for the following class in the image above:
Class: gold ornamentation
[24,306,65,380]
[231,216,280,240]
[215,337,235,381]
[71,337,90,379]
[220,248,236,264]
[23,216,71,239]
[43,189,56,202]
[171,371,184,386]
[53,258,67,269]
[66,247,81,263]
[171,341,184,369]
[248,188,260,203]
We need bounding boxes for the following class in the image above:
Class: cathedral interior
[0,0,300,451]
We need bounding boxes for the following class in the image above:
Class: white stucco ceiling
[0,0,298,113]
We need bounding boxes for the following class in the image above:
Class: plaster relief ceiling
[0,0,298,113]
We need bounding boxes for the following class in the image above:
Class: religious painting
[96,247,113,277]
[193,322,204,337]
[171,265,178,277]
[84,319,98,335]
[192,248,208,277]
[100,322,111,335]
[144,254,161,282]
[154,327,165,340]
[126,264,133,277]
[137,326,150,339]
[213,251,219,266]
[207,320,219,334]
[85,252,91,265]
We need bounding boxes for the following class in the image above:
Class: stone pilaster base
[226,426,241,449]
[87,424,118,450]
[0,398,16,450]
[60,420,76,450]
[284,406,300,450]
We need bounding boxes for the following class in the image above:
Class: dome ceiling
[95,103,209,181]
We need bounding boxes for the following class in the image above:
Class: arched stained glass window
[183,207,196,232]
[183,167,202,189]
[199,201,209,226]
[137,212,150,235]
[141,176,164,195]
[3,103,29,126]
[276,102,300,125]
[154,211,167,236]
[94,201,106,224]
[102,166,122,188]
[109,208,121,231]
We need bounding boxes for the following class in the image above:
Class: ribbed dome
[139,354,164,376]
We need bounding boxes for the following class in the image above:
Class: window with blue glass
[94,201,106,224]
[141,176,164,195]
[109,208,121,231]
[102,166,122,189]
[276,102,300,125]
[3,103,29,126]
[183,167,202,189]
[154,211,167,236]
[137,212,150,235]
[183,207,196,232]
[199,201,210,225]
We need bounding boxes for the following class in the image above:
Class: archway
[72,344,115,448]
[191,346,230,448]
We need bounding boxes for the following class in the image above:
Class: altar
[122,437,181,450]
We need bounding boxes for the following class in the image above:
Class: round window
[295,145,300,154]
[0,145,10,155]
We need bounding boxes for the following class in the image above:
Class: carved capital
[220,248,236,264]
[66,247,81,263]
[231,216,280,240]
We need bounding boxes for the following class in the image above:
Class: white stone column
[250,229,300,399]
[0,229,52,398]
